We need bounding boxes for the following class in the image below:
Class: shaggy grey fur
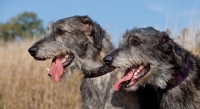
[104,27,200,109]
[28,16,141,109]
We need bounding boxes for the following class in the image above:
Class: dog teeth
[134,65,143,75]
[134,68,141,78]
[65,55,69,58]
[134,71,139,76]
[134,72,140,78]
[138,65,143,70]
[61,58,66,63]
[47,68,49,71]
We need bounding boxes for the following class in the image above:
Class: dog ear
[159,32,170,43]
[80,16,93,36]
[159,32,185,65]
[80,16,103,50]
[158,32,172,53]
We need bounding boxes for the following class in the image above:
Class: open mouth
[47,53,74,82]
[114,63,150,91]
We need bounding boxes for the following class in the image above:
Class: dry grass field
[0,39,82,109]
[0,25,199,109]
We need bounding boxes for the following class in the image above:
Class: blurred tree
[0,12,44,41]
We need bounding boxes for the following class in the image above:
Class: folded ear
[80,16,103,50]
[158,32,172,53]
[158,32,184,66]
[159,32,170,43]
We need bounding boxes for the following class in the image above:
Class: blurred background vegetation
[0,12,44,42]
[0,12,82,109]
[0,12,200,109]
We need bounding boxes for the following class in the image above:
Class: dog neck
[166,59,193,90]
[84,65,115,78]
[156,59,193,108]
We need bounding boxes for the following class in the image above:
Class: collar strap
[167,59,193,90]
[84,65,115,78]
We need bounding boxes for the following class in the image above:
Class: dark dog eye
[131,36,142,46]
[56,28,66,35]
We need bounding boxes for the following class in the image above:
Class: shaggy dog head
[28,15,112,82]
[104,27,190,91]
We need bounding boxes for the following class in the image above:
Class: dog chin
[123,85,139,91]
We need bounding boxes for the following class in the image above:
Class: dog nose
[28,46,38,56]
[103,55,113,65]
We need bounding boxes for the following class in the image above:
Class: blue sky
[0,0,200,45]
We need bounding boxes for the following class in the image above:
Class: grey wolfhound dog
[28,15,142,109]
[103,27,200,109]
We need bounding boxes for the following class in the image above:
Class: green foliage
[0,12,44,42]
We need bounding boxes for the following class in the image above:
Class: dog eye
[131,36,142,46]
[56,28,66,35]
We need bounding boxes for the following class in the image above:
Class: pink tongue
[113,69,136,91]
[49,58,64,82]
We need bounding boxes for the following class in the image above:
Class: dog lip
[134,63,150,77]
[53,53,74,68]
[62,53,74,68]
[120,63,151,89]
[130,63,150,84]
[47,53,74,82]
[34,57,47,61]
[107,64,117,69]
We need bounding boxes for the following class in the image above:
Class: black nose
[103,55,113,65]
[28,46,38,56]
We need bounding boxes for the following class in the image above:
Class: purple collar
[167,60,193,90]
[156,60,193,108]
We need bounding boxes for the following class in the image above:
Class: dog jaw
[113,64,150,91]
[47,53,74,82]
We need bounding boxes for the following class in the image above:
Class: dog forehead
[121,27,162,46]
[134,27,158,35]
[47,18,80,32]
[132,27,160,38]
[55,19,74,27]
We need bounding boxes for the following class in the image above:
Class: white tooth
[65,55,69,58]
[47,68,49,71]
[134,73,137,76]
[139,65,143,70]
[134,72,138,76]
[134,75,139,78]
[61,58,66,63]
